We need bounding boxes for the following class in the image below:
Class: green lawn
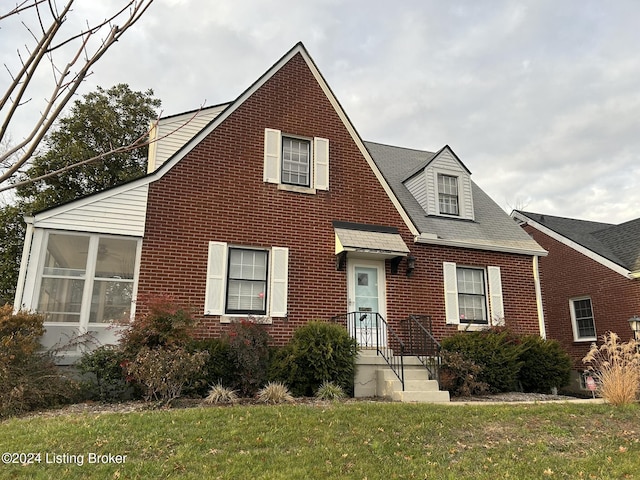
[0,401,638,479]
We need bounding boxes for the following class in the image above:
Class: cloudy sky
[3,0,640,223]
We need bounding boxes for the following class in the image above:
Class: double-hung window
[438,174,459,215]
[281,137,311,187]
[263,128,329,191]
[205,242,289,320]
[456,267,487,323]
[570,297,596,341]
[226,248,268,315]
[443,262,504,327]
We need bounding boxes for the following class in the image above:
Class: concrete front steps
[377,367,450,403]
[354,349,450,403]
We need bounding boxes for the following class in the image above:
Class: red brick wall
[136,52,541,345]
[523,224,640,368]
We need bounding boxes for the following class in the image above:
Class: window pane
[282,137,310,186]
[95,237,137,279]
[37,277,85,322]
[42,234,89,277]
[89,280,133,323]
[227,280,266,311]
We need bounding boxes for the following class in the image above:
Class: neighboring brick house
[14,43,546,398]
[512,210,640,390]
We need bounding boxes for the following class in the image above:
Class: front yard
[1,401,638,479]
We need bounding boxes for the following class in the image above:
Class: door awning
[333,221,410,259]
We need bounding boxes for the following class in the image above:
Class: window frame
[225,247,269,316]
[456,266,488,325]
[281,135,312,188]
[437,173,460,216]
[204,242,289,321]
[33,231,140,328]
[569,296,597,342]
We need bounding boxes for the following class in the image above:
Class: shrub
[0,305,79,417]
[439,350,490,397]
[257,381,294,404]
[119,295,197,355]
[187,338,233,397]
[518,335,571,393]
[441,328,523,393]
[203,383,238,405]
[315,380,346,401]
[123,346,208,404]
[225,321,271,397]
[77,345,131,402]
[269,321,358,397]
[582,332,640,405]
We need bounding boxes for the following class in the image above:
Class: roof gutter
[414,233,548,257]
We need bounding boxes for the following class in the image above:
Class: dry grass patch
[583,332,640,405]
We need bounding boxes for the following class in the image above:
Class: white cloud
[2,0,639,223]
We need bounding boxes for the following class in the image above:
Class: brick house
[512,210,640,390]
[14,43,546,400]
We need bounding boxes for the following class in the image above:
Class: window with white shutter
[205,242,288,320]
[263,129,329,192]
[442,262,504,327]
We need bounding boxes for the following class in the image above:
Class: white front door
[348,260,387,347]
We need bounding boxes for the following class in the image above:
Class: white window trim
[264,128,329,193]
[205,241,289,323]
[569,296,597,342]
[443,262,504,330]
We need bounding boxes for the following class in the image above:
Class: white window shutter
[269,247,289,317]
[264,128,281,183]
[487,266,504,326]
[204,241,227,315]
[443,262,460,324]
[313,137,329,190]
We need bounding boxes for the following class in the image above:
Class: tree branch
[0,0,155,186]
[0,105,205,194]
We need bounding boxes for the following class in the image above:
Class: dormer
[403,145,474,221]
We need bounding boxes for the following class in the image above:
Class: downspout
[13,216,34,313]
[533,255,546,339]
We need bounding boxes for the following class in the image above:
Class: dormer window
[282,137,311,187]
[438,174,459,215]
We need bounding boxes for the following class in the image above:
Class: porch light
[628,316,640,340]
[406,255,416,277]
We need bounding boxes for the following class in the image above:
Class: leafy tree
[0,205,25,305]
[0,84,160,306]
[16,84,161,211]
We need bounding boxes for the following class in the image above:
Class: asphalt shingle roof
[515,211,640,272]
[365,141,546,255]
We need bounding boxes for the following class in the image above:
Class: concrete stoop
[354,350,450,403]
[377,368,450,403]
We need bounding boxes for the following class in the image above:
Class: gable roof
[513,210,640,277]
[30,43,419,238]
[366,141,547,256]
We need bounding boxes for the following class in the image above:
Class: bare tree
[0,0,155,188]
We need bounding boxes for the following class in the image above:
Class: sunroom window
[37,233,138,326]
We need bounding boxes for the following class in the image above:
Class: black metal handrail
[402,314,442,382]
[330,312,406,391]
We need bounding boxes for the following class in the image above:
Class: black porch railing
[401,314,442,383]
[331,312,406,390]
[330,312,442,392]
